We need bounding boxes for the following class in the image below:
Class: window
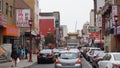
[103,54,111,60]
[6,3,8,15]
[10,6,12,17]
[0,0,2,11]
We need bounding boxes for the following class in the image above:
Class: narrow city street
[26,58,93,68]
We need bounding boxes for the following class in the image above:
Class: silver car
[55,50,82,68]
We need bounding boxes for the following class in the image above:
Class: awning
[25,30,37,37]
[3,24,20,37]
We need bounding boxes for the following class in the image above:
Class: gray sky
[39,0,93,32]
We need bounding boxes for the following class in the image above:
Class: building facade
[93,0,120,52]
[90,9,95,27]
[0,0,20,55]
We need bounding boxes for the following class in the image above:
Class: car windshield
[98,52,105,57]
[113,54,120,61]
[40,49,51,54]
[60,53,78,59]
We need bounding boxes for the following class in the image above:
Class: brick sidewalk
[0,54,37,68]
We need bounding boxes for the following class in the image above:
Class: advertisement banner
[0,13,7,27]
[112,5,118,26]
[16,9,30,27]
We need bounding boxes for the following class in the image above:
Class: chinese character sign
[16,9,30,27]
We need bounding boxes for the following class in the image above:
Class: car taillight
[55,59,60,64]
[77,59,81,64]
[49,53,53,56]
[112,64,120,68]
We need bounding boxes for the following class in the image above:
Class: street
[26,58,93,68]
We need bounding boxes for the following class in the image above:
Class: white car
[98,52,120,68]
[86,47,101,61]
[55,50,82,68]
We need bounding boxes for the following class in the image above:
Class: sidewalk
[0,54,37,68]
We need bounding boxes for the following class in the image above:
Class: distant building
[90,9,95,27]
[60,25,68,37]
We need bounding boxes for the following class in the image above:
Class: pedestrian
[21,48,24,59]
[25,47,28,59]
[11,44,18,67]
[17,47,21,59]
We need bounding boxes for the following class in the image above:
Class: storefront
[2,24,20,45]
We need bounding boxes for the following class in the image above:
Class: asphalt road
[26,58,93,68]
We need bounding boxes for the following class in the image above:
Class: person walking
[17,47,21,59]
[25,47,28,59]
[11,44,18,67]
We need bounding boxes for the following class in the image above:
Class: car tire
[37,61,40,64]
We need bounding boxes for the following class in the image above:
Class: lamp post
[29,19,33,62]
[114,15,118,51]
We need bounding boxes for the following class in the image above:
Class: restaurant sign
[16,9,30,27]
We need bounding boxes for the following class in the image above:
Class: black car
[37,49,54,64]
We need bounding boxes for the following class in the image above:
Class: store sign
[114,26,120,35]
[0,13,7,27]
[16,9,30,27]
[89,32,99,38]
[97,14,102,28]
[112,5,118,26]
[88,27,96,33]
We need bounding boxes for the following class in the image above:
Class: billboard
[16,9,30,27]
[39,18,55,36]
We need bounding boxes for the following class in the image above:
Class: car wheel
[37,61,40,64]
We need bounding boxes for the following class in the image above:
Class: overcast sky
[39,0,93,32]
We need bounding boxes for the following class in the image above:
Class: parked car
[37,49,54,64]
[82,47,91,58]
[91,51,106,68]
[53,48,60,58]
[89,50,104,62]
[85,47,101,61]
[98,52,120,68]
[55,50,82,68]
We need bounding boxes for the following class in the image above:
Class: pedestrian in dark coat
[11,45,18,67]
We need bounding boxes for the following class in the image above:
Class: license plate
[43,55,46,57]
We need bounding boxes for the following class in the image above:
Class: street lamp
[114,15,118,51]
[29,19,33,62]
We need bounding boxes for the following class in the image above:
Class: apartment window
[0,0,2,11]
[10,6,12,17]
[6,3,8,15]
